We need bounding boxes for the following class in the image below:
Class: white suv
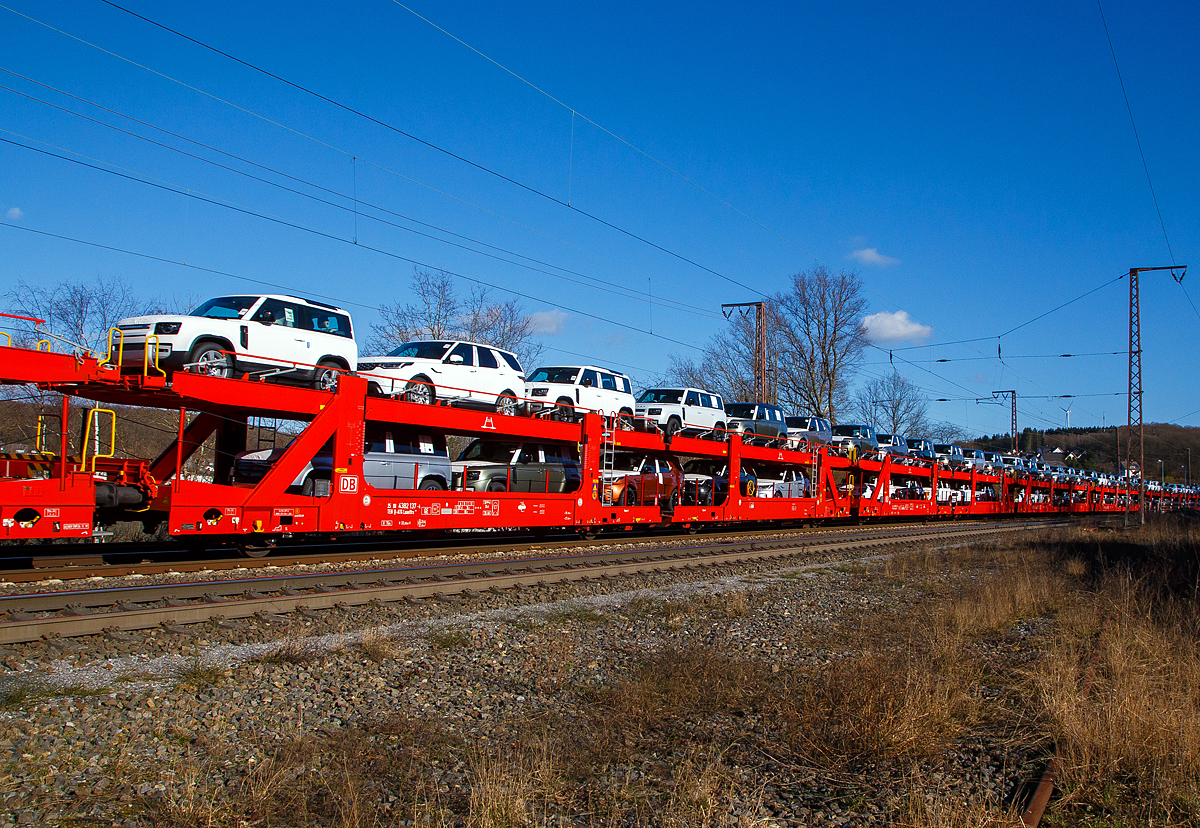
[635,387,726,437]
[357,340,526,414]
[525,365,636,423]
[113,295,356,390]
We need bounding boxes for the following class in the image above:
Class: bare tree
[369,267,545,368]
[852,372,930,436]
[6,274,142,354]
[775,267,869,422]
[928,421,971,442]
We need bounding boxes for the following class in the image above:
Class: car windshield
[529,367,579,384]
[387,341,453,360]
[683,459,725,476]
[612,454,648,472]
[933,444,955,453]
[190,296,259,319]
[906,439,926,448]
[639,389,683,404]
[785,417,806,428]
[457,441,518,463]
[832,425,863,437]
[724,404,757,418]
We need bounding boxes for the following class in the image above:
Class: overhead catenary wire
[0,85,719,320]
[0,66,720,312]
[0,134,715,354]
[386,0,826,270]
[24,1,769,302]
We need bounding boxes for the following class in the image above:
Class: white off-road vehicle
[524,365,636,424]
[357,340,526,414]
[635,387,726,437]
[112,295,356,390]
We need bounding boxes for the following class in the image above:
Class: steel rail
[0,519,1003,584]
[0,523,1005,614]
[0,522,1058,645]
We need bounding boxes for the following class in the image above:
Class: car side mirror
[519,452,533,464]
[582,378,593,387]
[449,354,464,364]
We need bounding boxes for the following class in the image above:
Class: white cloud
[861,310,932,344]
[527,309,567,335]
[5,207,23,220]
[849,247,899,267]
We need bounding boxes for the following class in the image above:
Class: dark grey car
[232,423,452,496]
[453,439,581,493]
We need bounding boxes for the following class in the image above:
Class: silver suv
[635,387,726,437]
[723,402,788,446]
[785,415,832,449]
[113,295,357,390]
[452,439,581,493]
[877,433,910,457]
[830,424,879,457]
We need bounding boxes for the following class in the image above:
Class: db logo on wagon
[339,475,359,494]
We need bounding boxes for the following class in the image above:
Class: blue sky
[1,1,1196,436]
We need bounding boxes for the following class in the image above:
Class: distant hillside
[969,424,1199,483]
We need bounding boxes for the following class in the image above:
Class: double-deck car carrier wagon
[0,340,1181,553]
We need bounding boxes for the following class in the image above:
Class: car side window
[477,348,499,369]
[699,393,712,408]
[446,343,474,366]
[600,372,618,391]
[499,352,523,373]
[303,308,352,338]
[686,391,700,406]
[581,369,598,388]
[757,407,767,420]
[252,299,288,325]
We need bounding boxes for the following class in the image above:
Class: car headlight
[154,322,182,335]
[465,470,481,481]
[647,408,661,415]
[531,388,548,397]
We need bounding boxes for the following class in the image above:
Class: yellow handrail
[35,339,51,352]
[98,327,124,370]
[142,333,165,378]
[81,408,116,474]
[0,332,9,347]
[35,414,59,457]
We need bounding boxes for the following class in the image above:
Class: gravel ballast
[0,541,1043,827]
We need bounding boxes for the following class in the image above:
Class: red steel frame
[0,344,1179,544]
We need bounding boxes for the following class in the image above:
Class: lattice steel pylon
[1127,269,1142,526]
[1125,265,1188,527]
[993,390,1017,452]
[722,301,773,404]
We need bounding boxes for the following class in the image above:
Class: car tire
[495,391,518,417]
[553,399,575,422]
[312,360,341,392]
[189,342,234,378]
[617,410,634,430]
[623,485,638,507]
[665,417,682,437]
[713,422,726,441]
[487,479,508,493]
[405,376,435,405]
[419,478,447,491]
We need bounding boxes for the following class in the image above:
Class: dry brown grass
[358,627,401,662]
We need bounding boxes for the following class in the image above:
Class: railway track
[0,517,1033,584]
[0,519,1062,645]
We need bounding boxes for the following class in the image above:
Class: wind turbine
[1061,406,1072,429]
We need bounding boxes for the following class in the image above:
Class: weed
[546,604,606,625]
[358,627,401,662]
[175,654,230,689]
[0,674,43,707]
[256,637,326,664]
[428,628,470,650]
